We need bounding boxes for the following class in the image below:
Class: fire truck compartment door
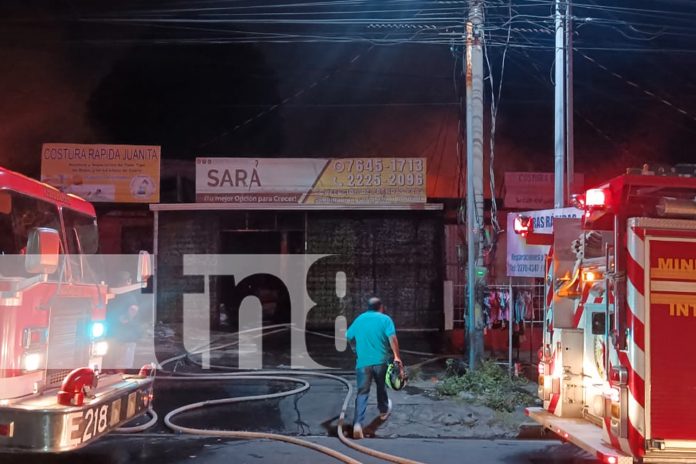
[647,234,696,443]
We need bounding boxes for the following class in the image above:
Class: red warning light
[0,422,14,437]
[586,188,610,208]
[513,216,532,237]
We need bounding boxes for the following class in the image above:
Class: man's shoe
[380,399,393,420]
[353,423,364,439]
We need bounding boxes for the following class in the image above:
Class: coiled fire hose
[117,324,428,464]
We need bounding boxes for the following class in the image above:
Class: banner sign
[195,157,427,205]
[41,143,160,203]
[506,207,582,277]
[648,237,696,438]
[504,172,584,209]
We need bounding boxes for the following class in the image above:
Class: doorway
[219,228,304,329]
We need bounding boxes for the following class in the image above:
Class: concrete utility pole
[554,0,565,208]
[465,0,484,370]
[565,0,575,204]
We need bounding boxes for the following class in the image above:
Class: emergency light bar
[513,216,532,237]
[585,188,611,208]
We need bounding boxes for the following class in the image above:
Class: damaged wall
[155,209,444,330]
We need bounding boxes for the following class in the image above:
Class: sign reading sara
[41,143,161,203]
[196,157,426,204]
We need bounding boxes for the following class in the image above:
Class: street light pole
[565,0,575,203]
[466,0,484,370]
[554,0,566,208]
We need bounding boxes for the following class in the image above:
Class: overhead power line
[578,51,696,123]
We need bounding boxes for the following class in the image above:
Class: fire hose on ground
[116,324,454,464]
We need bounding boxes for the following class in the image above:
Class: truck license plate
[65,387,151,447]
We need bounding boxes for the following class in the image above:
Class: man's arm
[346,325,356,353]
[389,334,401,364]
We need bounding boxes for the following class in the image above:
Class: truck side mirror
[25,227,60,274]
[136,250,152,282]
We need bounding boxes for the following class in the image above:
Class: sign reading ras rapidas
[195,157,427,205]
[506,207,582,277]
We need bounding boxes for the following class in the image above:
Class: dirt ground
[345,375,540,439]
[145,325,542,439]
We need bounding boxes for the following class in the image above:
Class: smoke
[0,34,103,176]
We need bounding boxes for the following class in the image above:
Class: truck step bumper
[0,375,153,452]
[525,407,633,464]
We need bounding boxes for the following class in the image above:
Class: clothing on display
[482,287,536,328]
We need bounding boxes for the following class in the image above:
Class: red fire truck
[522,165,696,463]
[0,166,154,452]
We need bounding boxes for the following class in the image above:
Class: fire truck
[521,165,696,463]
[0,166,155,452]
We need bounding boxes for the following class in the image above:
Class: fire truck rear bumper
[525,407,633,464]
[0,374,153,453]
[642,439,696,463]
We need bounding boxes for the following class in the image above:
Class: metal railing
[454,281,544,373]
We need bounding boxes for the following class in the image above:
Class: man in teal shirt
[346,297,402,439]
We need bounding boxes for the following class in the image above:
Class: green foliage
[437,360,534,412]
[445,358,467,378]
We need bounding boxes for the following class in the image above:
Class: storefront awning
[150,202,443,212]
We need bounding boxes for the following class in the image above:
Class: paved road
[1,330,593,463]
[1,436,595,464]
[0,373,596,464]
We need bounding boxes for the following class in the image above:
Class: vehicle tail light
[0,422,14,437]
[22,352,43,372]
[582,269,603,282]
[597,451,620,464]
[611,402,620,419]
[586,188,611,208]
[91,341,109,357]
[513,216,532,237]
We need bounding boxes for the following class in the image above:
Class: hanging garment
[482,293,492,328]
[514,292,525,323]
[498,290,510,322]
[489,291,501,324]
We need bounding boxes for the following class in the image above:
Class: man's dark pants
[354,363,389,426]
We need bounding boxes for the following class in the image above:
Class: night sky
[1,0,695,196]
